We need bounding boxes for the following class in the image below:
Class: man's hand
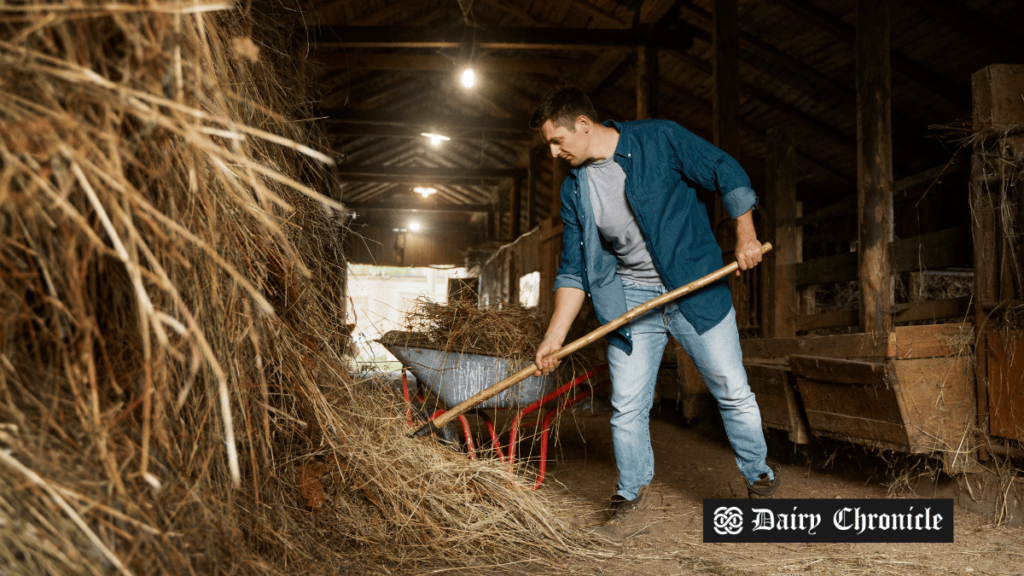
[534,336,564,377]
[734,209,762,276]
[533,287,586,377]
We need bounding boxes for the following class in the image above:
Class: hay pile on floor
[0,2,594,574]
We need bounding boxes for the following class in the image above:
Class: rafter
[769,0,967,108]
[313,52,585,78]
[335,164,523,183]
[307,25,693,51]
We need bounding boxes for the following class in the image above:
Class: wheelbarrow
[380,330,610,489]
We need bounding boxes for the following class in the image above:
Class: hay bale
[0,2,593,574]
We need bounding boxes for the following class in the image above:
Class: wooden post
[712,0,741,158]
[856,0,894,334]
[970,64,1024,443]
[509,175,522,239]
[636,45,659,119]
[762,126,800,338]
[527,147,544,230]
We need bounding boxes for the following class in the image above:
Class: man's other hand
[534,337,563,377]
[734,209,762,276]
[735,236,763,275]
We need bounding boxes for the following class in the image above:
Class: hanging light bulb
[461,68,476,88]
[413,186,437,198]
[409,221,422,232]
[420,132,450,146]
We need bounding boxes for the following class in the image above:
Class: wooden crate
[789,324,976,454]
[745,361,809,444]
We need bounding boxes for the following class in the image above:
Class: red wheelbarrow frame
[402,365,611,489]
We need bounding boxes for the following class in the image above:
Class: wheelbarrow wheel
[409,403,461,447]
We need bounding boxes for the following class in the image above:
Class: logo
[713,506,744,535]
[704,499,954,543]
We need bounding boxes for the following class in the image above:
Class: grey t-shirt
[586,156,663,285]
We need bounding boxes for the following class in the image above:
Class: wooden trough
[743,324,976,469]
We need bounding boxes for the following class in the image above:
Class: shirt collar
[603,119,631,160]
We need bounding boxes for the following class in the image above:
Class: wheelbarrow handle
[410,242,773,438]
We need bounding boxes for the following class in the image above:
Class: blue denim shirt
[553,119,758,354]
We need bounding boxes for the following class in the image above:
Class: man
[530,87,779,540]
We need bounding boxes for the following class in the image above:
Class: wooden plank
[856,0,894,333]
[789,356,889,387]
[796,308,858,331]
[763,126,799,338]
[746,362,809,443]
[796,251,857,286]
[891,225,972,272]
[308,25,694,51]
[894,356,975,452]
[892,297,972,324]
[795,226,971,286]
[712,0,740,157]
[797,377,909,446]
[988,331,1024,441]
[893,323,974,359]
[742,332,893,360]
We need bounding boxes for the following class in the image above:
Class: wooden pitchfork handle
[410,242,773,438]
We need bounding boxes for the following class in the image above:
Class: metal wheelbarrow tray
[379,330,557,409]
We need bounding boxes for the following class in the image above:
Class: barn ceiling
[303,0,1024,234]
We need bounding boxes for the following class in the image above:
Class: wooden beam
[328,122,533,142]
[681,4,942,168]
[308,25,693,51]
[636,45,659,119]
[770,0,968,108]
[660,75,856,186]
[763,125,800,338]
[712,0,741,159]
[335,164,521,183]
[320,109,531,135]
[856,0,894,334]
[795,225,972,286]
[345,202,491,213]
[312,52,583,77]
[904,0,1024,59]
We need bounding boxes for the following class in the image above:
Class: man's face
[540,118,589,166]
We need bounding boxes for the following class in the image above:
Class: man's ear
[576,115,590,133]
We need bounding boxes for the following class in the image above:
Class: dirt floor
[515,403,1024,576]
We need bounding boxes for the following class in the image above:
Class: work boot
[747,463,781,499]
[593,485,662,541]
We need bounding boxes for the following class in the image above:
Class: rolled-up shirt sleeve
[720,184,759,220]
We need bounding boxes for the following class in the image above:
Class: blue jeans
[608,280,772,500]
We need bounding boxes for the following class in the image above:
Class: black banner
[703,499,954,543]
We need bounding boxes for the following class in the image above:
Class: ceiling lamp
[421,132,450,146]
[414,186,437,198]
[461,68,476,88]
[409,221,422,232]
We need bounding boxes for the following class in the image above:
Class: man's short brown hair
[529,87,600,131]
